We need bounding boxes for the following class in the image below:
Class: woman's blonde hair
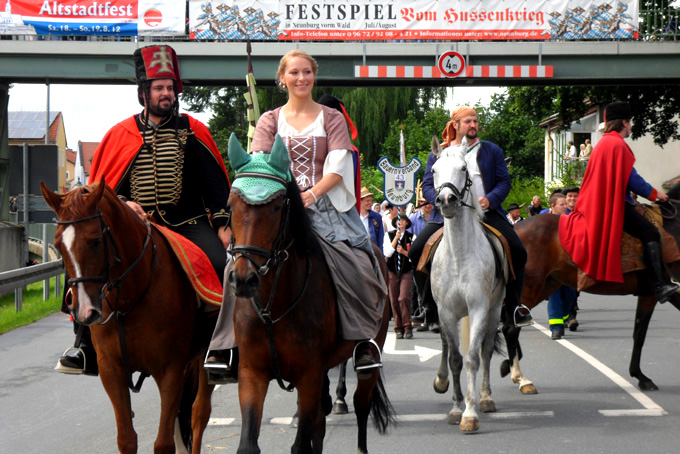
[277,50,318,88]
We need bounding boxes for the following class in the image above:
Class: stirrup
[203,349,233,371]
[352,339,383,374]
[514,304,534,327]
[55,346,86,375]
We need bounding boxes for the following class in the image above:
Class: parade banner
[378,156,422,207]
[1,0,185,35]
[188,0,639,41]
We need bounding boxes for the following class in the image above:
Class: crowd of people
[54,45,679,387]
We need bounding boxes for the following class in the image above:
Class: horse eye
[89,237,102,249]
[462,166,467,172]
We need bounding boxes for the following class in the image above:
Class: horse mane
[61,183,145,230]
[286,180,321,257]
[667,180,680,200]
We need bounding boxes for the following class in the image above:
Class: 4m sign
[438,51,465,78]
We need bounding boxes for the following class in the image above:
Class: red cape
[559,131,636,283]
[89,114,228,187]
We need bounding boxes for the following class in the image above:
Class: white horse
[429,136,507,432]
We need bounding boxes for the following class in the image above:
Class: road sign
[438,51,465,78]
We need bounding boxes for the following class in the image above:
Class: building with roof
[540,106,680,197]
[65,141,98,190]
[8,110,68,193]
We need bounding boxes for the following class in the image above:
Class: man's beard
[148,98,174,118]
[465,129,478,140]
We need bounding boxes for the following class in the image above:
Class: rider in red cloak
[559,101,678,303]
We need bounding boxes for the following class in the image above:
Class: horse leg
[292,374,324,454]
[501,319,537,394]
[479,307,502,414]
[460,315,483,432]
[353,369,380,454]
[192,360,215,453]
[237,368,269,454]
[98,362,137,453]
[630,296,659,391]
[442,323,465,426]
[433,335,450,394]
[154,365,189,454]
[332,360,349,415]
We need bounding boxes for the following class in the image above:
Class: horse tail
[370,373,396,434]
[493,328,505,356]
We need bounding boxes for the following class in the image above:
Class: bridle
[435,162,475,211]
[57,209,157,393]
[57,211,157,323]
[228,173,312,391]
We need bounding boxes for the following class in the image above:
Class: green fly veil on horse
[228,133,291,205]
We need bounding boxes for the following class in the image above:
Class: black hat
[562,187,580,195]
[318,94,358,140]
[604,102,632,122]
[507,203,520,211]
[392,212,412,229]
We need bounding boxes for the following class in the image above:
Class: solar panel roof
[8,111,59,140]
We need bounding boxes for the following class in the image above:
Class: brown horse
[41,180,214,453]
[227,174,393,454]
[502,185,680,392]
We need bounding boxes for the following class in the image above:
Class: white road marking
[533,323,667,416]
[208,418,236,426]
[383,332,441,362]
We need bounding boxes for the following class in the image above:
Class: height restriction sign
[438,51,465,78]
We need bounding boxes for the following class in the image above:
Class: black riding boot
[205,348,239,384]
[644,242,679,304]
[58,322,98,376]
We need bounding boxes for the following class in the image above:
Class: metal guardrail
[0,260,64,311]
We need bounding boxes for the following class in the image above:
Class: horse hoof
[433,377,449,394]
[500,360,510,378]
[459,416,479,432]
[448,411,462,425]
[638,379,659,391]
[332,400,349,415]
[480,400,496,413]
[520,383,538,395]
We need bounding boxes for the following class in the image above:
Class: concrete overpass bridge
[2,39,680,218]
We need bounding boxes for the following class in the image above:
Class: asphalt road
[3,292,680,453]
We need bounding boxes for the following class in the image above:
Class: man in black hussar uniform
[57,45,237,383]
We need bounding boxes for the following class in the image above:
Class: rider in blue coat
[409,106,533,330]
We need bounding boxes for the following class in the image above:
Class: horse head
[227,133,293,298]
[431,136,481,219]
[41,179,109,325]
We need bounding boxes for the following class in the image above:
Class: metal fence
[0,260,64,312]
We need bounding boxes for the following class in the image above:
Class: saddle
[417,223,515,283]
[576,204,680,290]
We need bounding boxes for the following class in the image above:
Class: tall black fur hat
[134,45,183,106]
[604,102,632,122]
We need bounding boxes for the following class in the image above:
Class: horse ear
[431,136,443,157]
[85,178,107,211]
[227,133,251,172]
[268,134,290,175]
[40,181,62,213]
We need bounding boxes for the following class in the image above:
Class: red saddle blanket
[153,224,223,307]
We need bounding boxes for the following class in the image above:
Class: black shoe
[429,323,441,334]
[513,305,534,328]
[567,318,579,332]
[205,349,238,384]
[416,324,430,332]
[56,347,98,376]
[655,282,679,304]
[551,329,564,340]
[353,340,382,380]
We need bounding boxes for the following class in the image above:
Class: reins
[57,208,157,392]
[435,164,476,211]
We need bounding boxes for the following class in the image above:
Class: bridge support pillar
[0,82,9,221]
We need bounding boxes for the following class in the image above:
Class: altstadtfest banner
[1,0,185,35]
[1,0,639,38]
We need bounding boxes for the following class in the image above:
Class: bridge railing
[0,260,64,312]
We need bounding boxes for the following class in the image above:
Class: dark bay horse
[226,158,393,452]
[502,183,680,392]
[41,180,214,453]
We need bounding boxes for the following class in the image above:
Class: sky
[6,83,505,149]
